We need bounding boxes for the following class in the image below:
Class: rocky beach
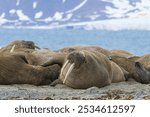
[0,79,150,100]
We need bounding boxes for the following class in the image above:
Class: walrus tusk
[60,60,69,76]
[63,63,75,84]
[34,45,40,49]
[10,45,16,53]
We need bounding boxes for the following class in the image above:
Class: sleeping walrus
[56,45,111,57]
[0,40,40,54]
[42,45,111,67]
[110,55,150,84]
[50,50,125,89]
[0,53,60,85]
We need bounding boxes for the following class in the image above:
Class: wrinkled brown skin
[136,54,150,71]
[56,45,111,57]
[110,61,125,83]
[111,49,134,58]
[41,52,68,67]
[24,50,61,66]
[51,50,125,89]
[42,45,111,67]
[60,50,113,89]
[0,54,61,85]
[0,40,40,54]
[0,40,61,66]
[128,56,141,62]
[110,55,150,84]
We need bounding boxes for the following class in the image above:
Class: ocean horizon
[0,28,150,56]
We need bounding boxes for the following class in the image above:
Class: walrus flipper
[50,79,63,86]
[41,58,61,67]
[41,54,66,67]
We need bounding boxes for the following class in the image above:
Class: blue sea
[0,28,150,56]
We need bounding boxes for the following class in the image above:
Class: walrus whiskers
[10,45,16,53]
[60,60,69,76]
[63,63,75,84]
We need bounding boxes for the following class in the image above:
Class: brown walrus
[0,40,58,66]
[0,40,40,54]
[0,53,60,85]
[111,49,135,58]
[50,50,125,89]
[42,45,111,67]
[110,55,150,84]
[56,45,111,57]
[136,54,150,71]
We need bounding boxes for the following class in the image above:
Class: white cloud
[53,12,63,21]
[66,0,87,13]
[33,2,38,9]
[35,11,43,19]
[16,10,30,21]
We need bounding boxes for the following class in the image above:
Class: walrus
[51,50,125,89]
[23,49,57,66]
[111,49,135,58]
[110,61,125,82]
[0,40,40,54]
[56,45,111,57]
[110,55,150,84]
[0,40,59,66]
[136,54,150,71]
[42,45,111,67]
[0,53,60,85]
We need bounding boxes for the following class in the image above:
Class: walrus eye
[108,56,112,60]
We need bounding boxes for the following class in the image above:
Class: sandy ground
[0,79,150,100]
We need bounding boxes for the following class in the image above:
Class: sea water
[0,28,150,56]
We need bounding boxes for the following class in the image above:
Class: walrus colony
[0,40,149,89]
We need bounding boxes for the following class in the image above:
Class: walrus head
[134,62,150,84]
[9,40,40,53]
[11,40,40,49]
[60,51,86,84]
[67,51,86,68]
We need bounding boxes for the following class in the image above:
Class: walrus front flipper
[41,58,61,67]
[41,53,67,67]
[134,62,150,84]
[50,79,63,86]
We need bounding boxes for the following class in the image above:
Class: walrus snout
[21,41,40,49]
[67,51,86,68]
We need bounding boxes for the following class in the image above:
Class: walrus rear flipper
[50,79,63,86]
[134,62,150,84]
